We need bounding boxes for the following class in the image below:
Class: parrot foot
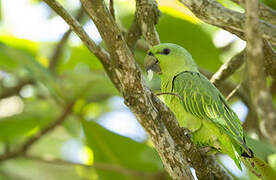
[198,146,212,155]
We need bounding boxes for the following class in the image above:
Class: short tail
[241,148,254,158]
[241,137,254,158]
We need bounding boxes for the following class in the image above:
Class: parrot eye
[162,48,170,55]
[148,51,154,56]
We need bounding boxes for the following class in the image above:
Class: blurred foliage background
[0,0,275,179]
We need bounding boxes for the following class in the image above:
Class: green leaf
[0,43,62,99]
[57,71,118,102]
[57,45,103,73]
[0,100,60,142]
[81,120,162,180]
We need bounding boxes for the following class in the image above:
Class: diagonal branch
[42,0,110,66]
[178,0,276,80]
[245,0,276,147]
[49,8,85,73]
[178,0,276,46]
[211,50,245,86]
[81,0,231,179]
[231,0,276,25]
[42,0,232,179]
[0,102,74,161]
[23,155,167,180]
[0,79,34,99]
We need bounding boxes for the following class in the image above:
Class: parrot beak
[144,52,161,80]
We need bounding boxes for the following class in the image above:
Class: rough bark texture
[245,0,276,148]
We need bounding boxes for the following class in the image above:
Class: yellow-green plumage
[144,43,253,170]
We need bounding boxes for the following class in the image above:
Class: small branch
[23,155,166,180]
[0,79,34,99]
[0,102,74,161]
[231,0,276,25]
[245,0,276,148]
[42,0,110,66]
[49,8,85,73]
[109,0,115,20]
[211,50,245,86]
[226,83,241,101]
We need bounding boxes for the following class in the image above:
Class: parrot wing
[172,71,252,156]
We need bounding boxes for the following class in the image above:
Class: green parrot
[144,43,253,170]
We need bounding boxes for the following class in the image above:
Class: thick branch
[43,0,232,179]
[24,155,166,180]
[177,0,276,80]
[0,102,74,161]
[245,0,276,147]
[231,0,276,25]
[136,0,160,46]
[178,0,276,45]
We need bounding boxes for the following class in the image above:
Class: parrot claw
[199,146,212,155]
[181,128,191,138]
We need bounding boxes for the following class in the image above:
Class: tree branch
[0,102,74,161]
[210,50,245,86]
[42,0,110,67]
[231,0,276,25]
[23,155,167,180]
[136,0,160,46]
[178,0,276,46]
[177,0,276,80]
[43,0,232,179]
[49,8,85,73]
[0,79,34,99]
[245,0,276,147]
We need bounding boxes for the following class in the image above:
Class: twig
[211,50,245,86]
[109,0,115,20]
[23,155,166,180]
[245,0,276,148]
[49,8,85,73]
[231,0,276,25]
[0,102,74,161]
[0,79,34,99]
[226,83,241,101]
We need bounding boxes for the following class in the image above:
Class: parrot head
[144,43,198,80]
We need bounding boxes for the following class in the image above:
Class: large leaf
[81,120,162,180]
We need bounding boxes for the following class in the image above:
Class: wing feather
[173,71,250,154]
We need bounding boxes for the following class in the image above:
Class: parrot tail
[240,137,254,158]
[241,148,254,158]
